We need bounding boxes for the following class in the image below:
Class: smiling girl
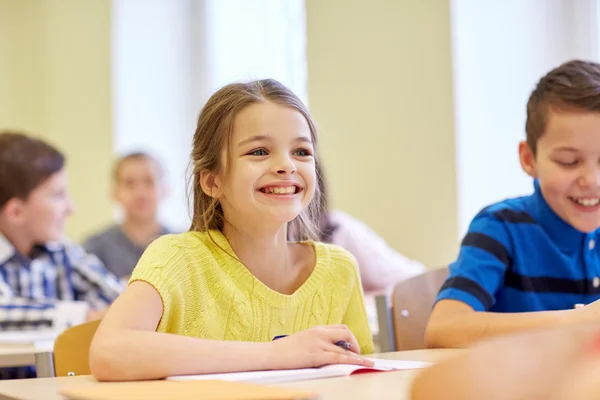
[89,79,374,381]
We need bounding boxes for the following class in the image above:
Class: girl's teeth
[264,186,296,194]
[575,198,600,207]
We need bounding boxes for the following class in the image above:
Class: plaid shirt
[0,233,123,331]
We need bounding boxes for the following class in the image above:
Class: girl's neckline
[202,229,329,307]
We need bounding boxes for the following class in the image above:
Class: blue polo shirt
[436,180,600,312]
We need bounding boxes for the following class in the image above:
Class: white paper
[167,358,432,384]
[169,368,339,384]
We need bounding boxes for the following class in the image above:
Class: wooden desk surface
[0,349,461,400]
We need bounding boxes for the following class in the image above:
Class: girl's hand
[266,325,374,370]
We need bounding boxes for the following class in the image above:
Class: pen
[335,340,352,350]
[273,336,352,350]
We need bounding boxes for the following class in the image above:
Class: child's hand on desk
[267,325,374,369]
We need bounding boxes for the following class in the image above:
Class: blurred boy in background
[84,152,171,281]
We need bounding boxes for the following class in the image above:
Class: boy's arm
[66,243,124,309]
[425,299,573,348]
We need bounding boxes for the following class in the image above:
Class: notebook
[168,358,431,384]
[60,380,318,400]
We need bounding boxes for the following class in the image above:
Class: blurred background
[1,0,598,268]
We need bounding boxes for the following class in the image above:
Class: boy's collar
[0,233,16,265]
[528,179,597,250]
[0,233,58,266]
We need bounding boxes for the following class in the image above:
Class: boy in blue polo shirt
[426,59,600,348]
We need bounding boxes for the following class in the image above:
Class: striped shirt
[0,233,123,330]
[436,180,600,312]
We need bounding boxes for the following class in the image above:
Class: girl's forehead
[231,102,312,143]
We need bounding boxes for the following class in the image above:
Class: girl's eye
[293,148,312,157]
[249,148,268,156]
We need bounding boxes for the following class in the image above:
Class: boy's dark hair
[0,131,65,208]
[526,59,600,155]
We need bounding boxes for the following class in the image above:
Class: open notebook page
[168,358,431,385]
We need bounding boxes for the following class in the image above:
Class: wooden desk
[0,344,56,378]
[0,344,39,369]
[0,333,56,377]
[0,349,461,400]
[0,331,56,368]
[0,344,55,380]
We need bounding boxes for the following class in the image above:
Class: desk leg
[34,352,55,378]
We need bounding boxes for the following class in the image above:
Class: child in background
[324,211,424,293]
[0,131,123,378]
[83,152,170,281]
[426,60,600,349]
[317,179,425,332]
[90,79,374,381]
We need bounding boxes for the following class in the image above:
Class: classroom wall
[0,0,113,241]
[0,1,43,133]
[112,0,199,232]
[305,0,458,267]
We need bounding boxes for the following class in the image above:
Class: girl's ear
[200,170,223,199]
